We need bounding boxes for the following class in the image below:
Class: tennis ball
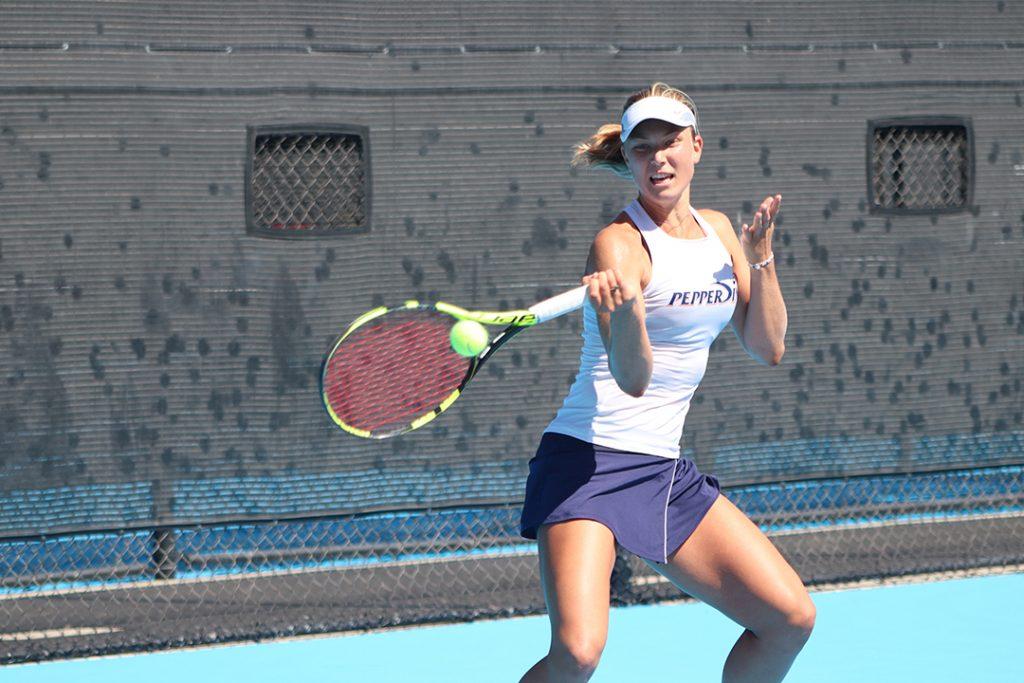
[450,320,489,357]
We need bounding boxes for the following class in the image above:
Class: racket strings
[322,309,471,436]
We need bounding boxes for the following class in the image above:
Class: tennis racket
[320,285,588,438]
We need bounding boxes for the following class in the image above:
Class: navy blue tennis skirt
[519,431,722,564]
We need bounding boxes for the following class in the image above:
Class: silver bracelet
[750,252,775,271]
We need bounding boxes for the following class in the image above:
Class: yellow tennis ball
[449,320,489,357]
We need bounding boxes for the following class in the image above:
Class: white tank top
[545,200,738,459]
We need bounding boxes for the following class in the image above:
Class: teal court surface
[7,570,1023,682]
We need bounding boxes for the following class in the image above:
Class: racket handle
[528,284,588,323]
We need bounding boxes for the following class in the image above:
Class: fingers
[741,195,782,262]
[743,194,782,237]
[581,268,628,312]
[755,194,780,229]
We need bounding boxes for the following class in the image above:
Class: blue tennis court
[5,571,1022,682]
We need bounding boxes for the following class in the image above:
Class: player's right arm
[583,226,652,397]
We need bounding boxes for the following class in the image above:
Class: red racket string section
[322,309,472,436]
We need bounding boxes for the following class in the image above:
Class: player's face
[623,120,702,203]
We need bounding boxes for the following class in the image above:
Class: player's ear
[691,131,703,161]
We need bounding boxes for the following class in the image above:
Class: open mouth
[649,172,674,186]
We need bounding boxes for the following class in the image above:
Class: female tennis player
[519,83,813,682]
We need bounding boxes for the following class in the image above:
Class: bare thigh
[644,495,814,634]
[537,519,617,647]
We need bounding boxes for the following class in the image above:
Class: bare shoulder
[591,212,645,260]
[586,212,650,283]
[597,211,642,242]
[696,208,740,249]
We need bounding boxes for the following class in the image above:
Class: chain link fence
[1,463,1021,663]
[247,127,371,237]
[869,120,972,212]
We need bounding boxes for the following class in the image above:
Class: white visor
[619,96,698,142]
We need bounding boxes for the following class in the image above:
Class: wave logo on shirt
[667,278,737,307]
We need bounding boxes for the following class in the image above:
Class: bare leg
[644,495,816,682]
[520,519,617,683]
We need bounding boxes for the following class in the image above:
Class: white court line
[0,626,122,642]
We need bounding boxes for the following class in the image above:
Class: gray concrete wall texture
[0,1,1022,534]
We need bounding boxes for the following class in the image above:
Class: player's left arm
[702,196,788,366]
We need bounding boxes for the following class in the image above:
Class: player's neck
[638,192,693,235]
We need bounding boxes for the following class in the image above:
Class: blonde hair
[571,82,699,179]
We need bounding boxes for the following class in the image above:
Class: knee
[782,595,816,643]
[551,632,606,677]
[758,594,816,648]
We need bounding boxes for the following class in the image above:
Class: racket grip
[528,284,588,323]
